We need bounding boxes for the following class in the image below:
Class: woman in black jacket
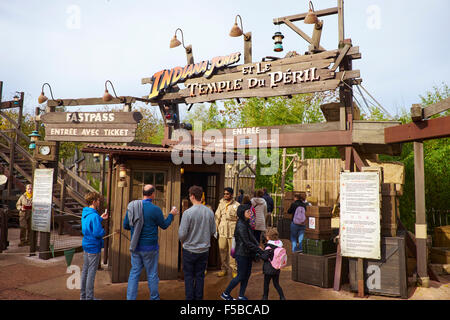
[221,195,263,300]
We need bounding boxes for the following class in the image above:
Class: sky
[0,0,449,120]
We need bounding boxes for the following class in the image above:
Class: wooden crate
[291,252,348,288]
[305,206,332,240]
[277,217,291,240]
[434,226,450,247]
[430,247,450,264]
[348,236,408,299]
[302,238,337,256]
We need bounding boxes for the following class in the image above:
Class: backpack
[293,205,306,225]
[265,246,287,270]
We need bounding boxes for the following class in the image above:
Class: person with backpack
[220,195,264,301]
[287,193,308,252]
[259,228,286,300]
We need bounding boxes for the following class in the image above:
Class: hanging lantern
[119,164,127,178]
[272,31,284,52]
[28,130,41,150]
[304,1,319,24]
[180,168,184,175]
[105,154,110,162]
[93,153,100,163]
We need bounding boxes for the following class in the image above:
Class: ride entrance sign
[339,171,381,260]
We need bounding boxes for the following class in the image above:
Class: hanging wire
[357,84,394,119]
[339,80,393,120]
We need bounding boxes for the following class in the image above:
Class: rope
[338,76,394,119]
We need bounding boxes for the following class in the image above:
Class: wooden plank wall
[293,158,344,207]
[110,160,181,282]
[224,176,255,196]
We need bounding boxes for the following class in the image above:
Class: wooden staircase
[0,129,96,236]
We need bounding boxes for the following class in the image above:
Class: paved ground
[1,227,449,300]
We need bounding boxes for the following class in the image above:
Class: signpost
[40,111,143,142]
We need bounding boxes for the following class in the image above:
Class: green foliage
[134,106,165,144]
[380,83,450,232]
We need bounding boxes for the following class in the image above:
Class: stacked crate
[302,206,336,255]
[292,206,347,288]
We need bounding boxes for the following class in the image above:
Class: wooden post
[58,178,66,235]
[338,0,345,43]
[185,45,194,65]
[280,148,287,216]
[103,155,113,265]
[414,141,429,287]
[309,21,324,53]
[244,32,252,64]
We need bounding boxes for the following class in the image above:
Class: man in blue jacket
[123,184,178,300]
[80,192,108,300]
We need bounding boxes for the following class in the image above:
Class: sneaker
[237,296,248,300]
[216,271,227,277]
[220,292,235,300]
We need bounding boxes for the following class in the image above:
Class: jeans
[127,250,160,300]
[290,222,306,252]
[80,252,101,300]
[182,249,209,300]
[224,255,253,297]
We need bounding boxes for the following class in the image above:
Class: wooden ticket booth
[83,143,235,283]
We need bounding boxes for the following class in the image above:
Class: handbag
[230,237,236,258]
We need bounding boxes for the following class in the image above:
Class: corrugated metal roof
[83,143,238,154]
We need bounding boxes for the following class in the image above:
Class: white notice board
[340,172,381,260]
[31,168,54,232]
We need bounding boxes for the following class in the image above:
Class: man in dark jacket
[123,184,178,300]
[220,200,264,301]
[262,188,274,226]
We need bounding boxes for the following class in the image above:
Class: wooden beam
[273,7,339,24]
[282,18,326,51]
[385,115,450,143]
[423,97,450,119]
[330,44,351,72]
[47,96,151,107]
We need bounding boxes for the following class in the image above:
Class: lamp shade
[38,92,48,104]
[28,130,41,142]
[229,22,243,37]
[272,31,284,42]
[102,89,113,102]
[304,2,319,24]
[170,35,182,48]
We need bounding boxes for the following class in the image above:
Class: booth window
[132,171,166,210]
[207,174,217,208]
